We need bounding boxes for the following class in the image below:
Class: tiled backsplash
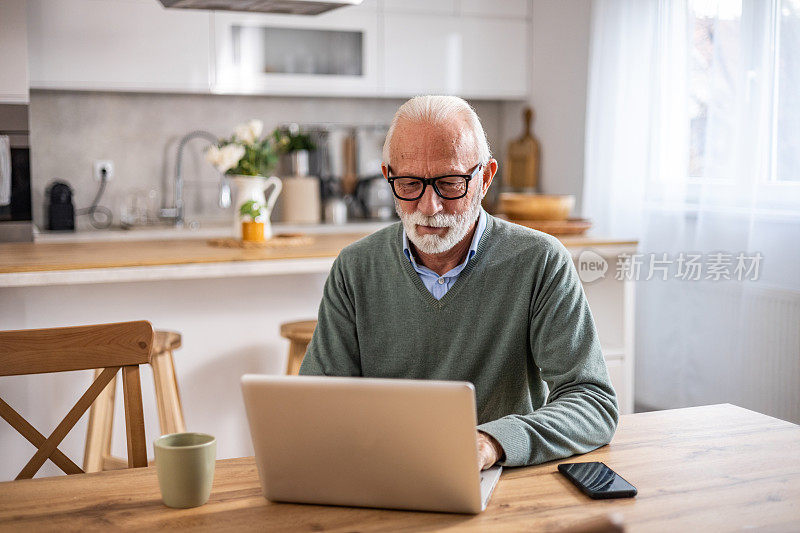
[29,91,506,231]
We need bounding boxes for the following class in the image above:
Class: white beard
[396,186,483,255]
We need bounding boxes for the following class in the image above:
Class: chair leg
[122,365,148,468]
[286,341,308,376]
[169,349,185,425]
[151,348,186,435]
[83,368,117,473]
[85,332,188,471]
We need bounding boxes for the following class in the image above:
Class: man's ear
[482,159,498,194]
[381,163,389,180]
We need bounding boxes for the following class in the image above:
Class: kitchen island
[0,229,637,482]
[0,232,370,287]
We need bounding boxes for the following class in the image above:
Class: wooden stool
[280,320,317,375]
[83,330,186,472]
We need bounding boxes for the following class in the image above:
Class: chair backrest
[0,321,154,480]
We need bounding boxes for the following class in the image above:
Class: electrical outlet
[93,160,114,181]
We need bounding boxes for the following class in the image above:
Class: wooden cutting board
[506,107,541,190]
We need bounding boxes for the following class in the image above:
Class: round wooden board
[207,234,314,249]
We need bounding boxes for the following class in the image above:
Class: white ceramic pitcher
[230,175,283,240]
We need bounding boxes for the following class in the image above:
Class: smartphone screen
[558,462,637,499]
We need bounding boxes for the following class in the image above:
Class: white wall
[499,0,593,212]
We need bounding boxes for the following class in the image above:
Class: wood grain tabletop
[0,403,797,531]
[0,232,637,275]
[0,233,369,273]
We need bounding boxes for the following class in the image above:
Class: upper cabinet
[27,0,211,92]
[382,13,458,96]
[212,1,379,96]
[382,0,457,15]
[24,0,531,100]
[457,16,529,99]
[0,0,30,104]
[382,8,528,99]
[459,0,529,18]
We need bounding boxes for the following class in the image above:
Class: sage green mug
[154,432,216,508]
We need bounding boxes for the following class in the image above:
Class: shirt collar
[402,208,487,269]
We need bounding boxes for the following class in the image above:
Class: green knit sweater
[299,214,619,467]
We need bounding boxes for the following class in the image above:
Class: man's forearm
[476,384,618,467]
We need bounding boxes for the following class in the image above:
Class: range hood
[158,0,361,15]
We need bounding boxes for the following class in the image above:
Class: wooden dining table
[1,403,798,531]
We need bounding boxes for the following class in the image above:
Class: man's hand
[476,431,504,470]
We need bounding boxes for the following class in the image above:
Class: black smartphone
[558,462,637,499]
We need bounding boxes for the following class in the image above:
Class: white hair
[382,95,492,166]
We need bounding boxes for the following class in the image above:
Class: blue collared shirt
[402,209,487,300]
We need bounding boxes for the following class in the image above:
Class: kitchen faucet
[160,130,222,227]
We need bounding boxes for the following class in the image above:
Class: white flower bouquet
[205,119,278,177]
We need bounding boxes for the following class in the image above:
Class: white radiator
[635,282,800,424]
[734,285,800,424]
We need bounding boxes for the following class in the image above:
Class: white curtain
[584,0,800,422]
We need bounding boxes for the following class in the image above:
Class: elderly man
[300,95,618,469]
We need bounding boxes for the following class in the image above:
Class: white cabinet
[212,1,379,96]
[567,242,637,415]
[382,14,459,96]
[27,0,211,92]
[382,9,529,99]
[0,0,30,104]
[604,358,629,414]
[459,17,528,98]
[24,0,531,99]
[458,0,529,18]
[383,0,456,15]
[383,0,529,18]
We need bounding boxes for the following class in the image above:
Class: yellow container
[241,221,265,242]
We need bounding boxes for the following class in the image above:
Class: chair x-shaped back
[0,321,154,480]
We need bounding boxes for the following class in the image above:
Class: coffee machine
[0,104,33,242]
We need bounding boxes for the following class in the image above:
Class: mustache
[400,210,472,228]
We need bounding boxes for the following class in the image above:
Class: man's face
[382,119,495,255]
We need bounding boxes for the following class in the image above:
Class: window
[776,0,800,182]
[687,0,800,184]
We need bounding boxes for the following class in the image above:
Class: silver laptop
[240,375,502,514]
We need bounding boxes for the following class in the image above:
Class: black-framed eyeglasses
[386,163,483,201]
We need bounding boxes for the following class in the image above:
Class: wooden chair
[0,321,154,480]
[83,330,186,472]
[279,320,316,375]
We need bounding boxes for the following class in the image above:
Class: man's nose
[416,184,443,216]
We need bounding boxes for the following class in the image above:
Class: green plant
[239,200,264,221]
[272,129,316,154]
[231,138,278,176]
[205,119,279,177]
